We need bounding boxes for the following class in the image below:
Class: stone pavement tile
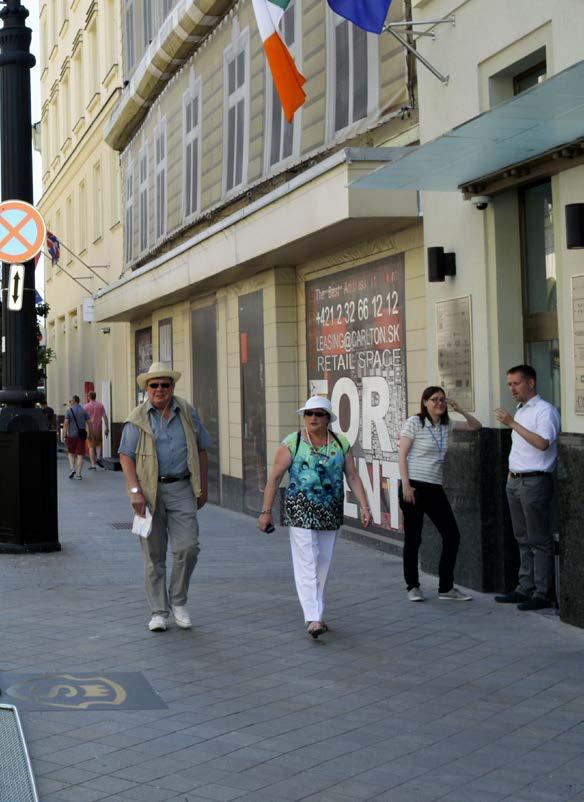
[191,783,249,801]
[322,778,392,799]
[35,776,69,797]
[75,747,151,773]
[247,771,338,800]
[115,783,183,801]
[42,784,110,802]
[80,774,139,795]
[44,765,102,784]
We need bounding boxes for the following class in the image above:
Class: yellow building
[38,0,129,448]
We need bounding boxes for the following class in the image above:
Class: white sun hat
[137,361,182,390]
[296,395,337,423]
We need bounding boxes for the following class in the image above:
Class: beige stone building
[38,0,129,447]
[97,0,422,525]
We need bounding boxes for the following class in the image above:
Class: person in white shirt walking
[495,364,560,611]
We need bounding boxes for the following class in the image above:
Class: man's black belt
[509,471,550,478]
[158,474,190,484]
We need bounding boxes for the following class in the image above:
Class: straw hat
[296,395,337,423]
[136,362,182,390]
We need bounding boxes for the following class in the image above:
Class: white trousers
[289,527,337,622]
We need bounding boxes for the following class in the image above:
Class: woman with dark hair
[398,386,482,602]
[258,395,372,638]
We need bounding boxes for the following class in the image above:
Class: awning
[352,59,584,193]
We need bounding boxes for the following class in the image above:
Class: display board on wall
[572,274,584,414]
[436,295,474,411]
[306,255,406,533]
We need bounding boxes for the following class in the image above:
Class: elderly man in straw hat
[118,362,212,632]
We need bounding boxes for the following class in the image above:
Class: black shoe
[517,597,552,611]
[494,592,529,604]
[96,458,104,468]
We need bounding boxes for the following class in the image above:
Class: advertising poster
[306,255,406,533]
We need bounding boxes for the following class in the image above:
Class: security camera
[471,195,490,211]
[99,327,111,334]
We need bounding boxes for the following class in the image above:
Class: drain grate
[110,522,132,529]
[0,704,39,802]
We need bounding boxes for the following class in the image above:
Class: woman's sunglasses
[304,410,327,417]
[148,382,171,389]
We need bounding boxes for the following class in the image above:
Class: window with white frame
[184,83,201,218]
[125,0,135,73]
[327,9,378,137]
[65,194,73,263]
[223,29,249,194]
[93,160,103,241]
[125,165,133,263]
[158,318,173,368]
[79,180,87,252]
[155,122,167,239]
[139,145,148,251]
[265,0,300,170]
[143,0,154,47]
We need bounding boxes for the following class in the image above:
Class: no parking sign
[0,200,46,264]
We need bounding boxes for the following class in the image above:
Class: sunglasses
[148,382,172,389]
[304,410,327,417]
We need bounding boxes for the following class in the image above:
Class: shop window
[155,121,167,239]
[184,83,201,218]
[265,0,300,171]
[158,319,173,369]
[326,7,378,137]
[223,28,249,194]
[139,145,148,252]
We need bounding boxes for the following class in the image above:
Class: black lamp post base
[0,430,60,552]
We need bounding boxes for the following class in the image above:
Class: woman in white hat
[258,395,373,638]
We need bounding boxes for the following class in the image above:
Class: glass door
[191,306,220,504]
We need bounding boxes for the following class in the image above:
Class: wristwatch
[129,486,141,494]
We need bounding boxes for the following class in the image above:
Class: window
[139,144,148,251]
[65,195,73,264]
[223,29,249,194]
[513,61,547,95]
[163,0,176,14]
[155,121,167,239]
[327,8,378,136]
[125,0,135,73]
[110,154,120,227]
[87,20,98,102]
[184,83,201,217]
[265,0,300,170]
[79,180,87,252]
[158,319,173,368]
[143,0,154,48]
[93,161,103,241]
[74,51,84,122]
[125,165,133,263]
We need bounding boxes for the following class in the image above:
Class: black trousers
[399,480,461,593]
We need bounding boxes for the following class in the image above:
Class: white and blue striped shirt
[400,416,456,485]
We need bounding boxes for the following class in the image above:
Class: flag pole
[57,240,109,285]
[41,249,95,294]
[383,24,449,84]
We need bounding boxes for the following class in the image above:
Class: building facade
[38,0,129,445]
[97,0,424,525]
[355,0,584,625]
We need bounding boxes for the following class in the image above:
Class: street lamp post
[0,0,60,552]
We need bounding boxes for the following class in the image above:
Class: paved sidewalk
[1,453,584,802]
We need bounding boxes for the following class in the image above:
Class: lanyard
[427,422,445,460]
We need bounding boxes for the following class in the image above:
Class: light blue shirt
[118,400,212,477]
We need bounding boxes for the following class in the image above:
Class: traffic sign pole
[0,1,59,553]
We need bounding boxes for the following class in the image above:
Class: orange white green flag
[251,0,306,123]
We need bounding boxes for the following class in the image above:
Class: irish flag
[252,0,306,122]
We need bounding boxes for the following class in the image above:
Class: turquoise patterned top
[283,431,351,531]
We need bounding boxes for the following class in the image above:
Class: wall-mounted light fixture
[428,247,457,282]
[566,203,584,249]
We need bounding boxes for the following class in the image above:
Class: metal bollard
[553,532,560,613]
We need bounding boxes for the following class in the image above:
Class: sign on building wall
[436,295,474,411]
[572,274,584,414]
[306,255,406,532]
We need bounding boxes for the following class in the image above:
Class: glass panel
[526,340,560,411]
[514,61,546,95]
[270,82,281,166]
[235,99,244,186]
[185,144,192,214]
[237,50,245,88]
[192,95,198,127]
[185,101,191,134]
[192,141,198,212]
[282,115,294,159]
[523,182,556,315]
[191,306,220,504]
[228,58,235,95]
[335,21,349,131]
[227,106,235,189]
[284,3,294,45]
[353,27,368,121]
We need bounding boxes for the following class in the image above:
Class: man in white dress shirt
[494,365,560,611]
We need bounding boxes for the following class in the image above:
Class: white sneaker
[408,587,425,602]
[171,605,192,629]
[438,587,472,601]
[148,615,167,632]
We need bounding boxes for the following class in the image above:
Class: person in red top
[84,391,110,469]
